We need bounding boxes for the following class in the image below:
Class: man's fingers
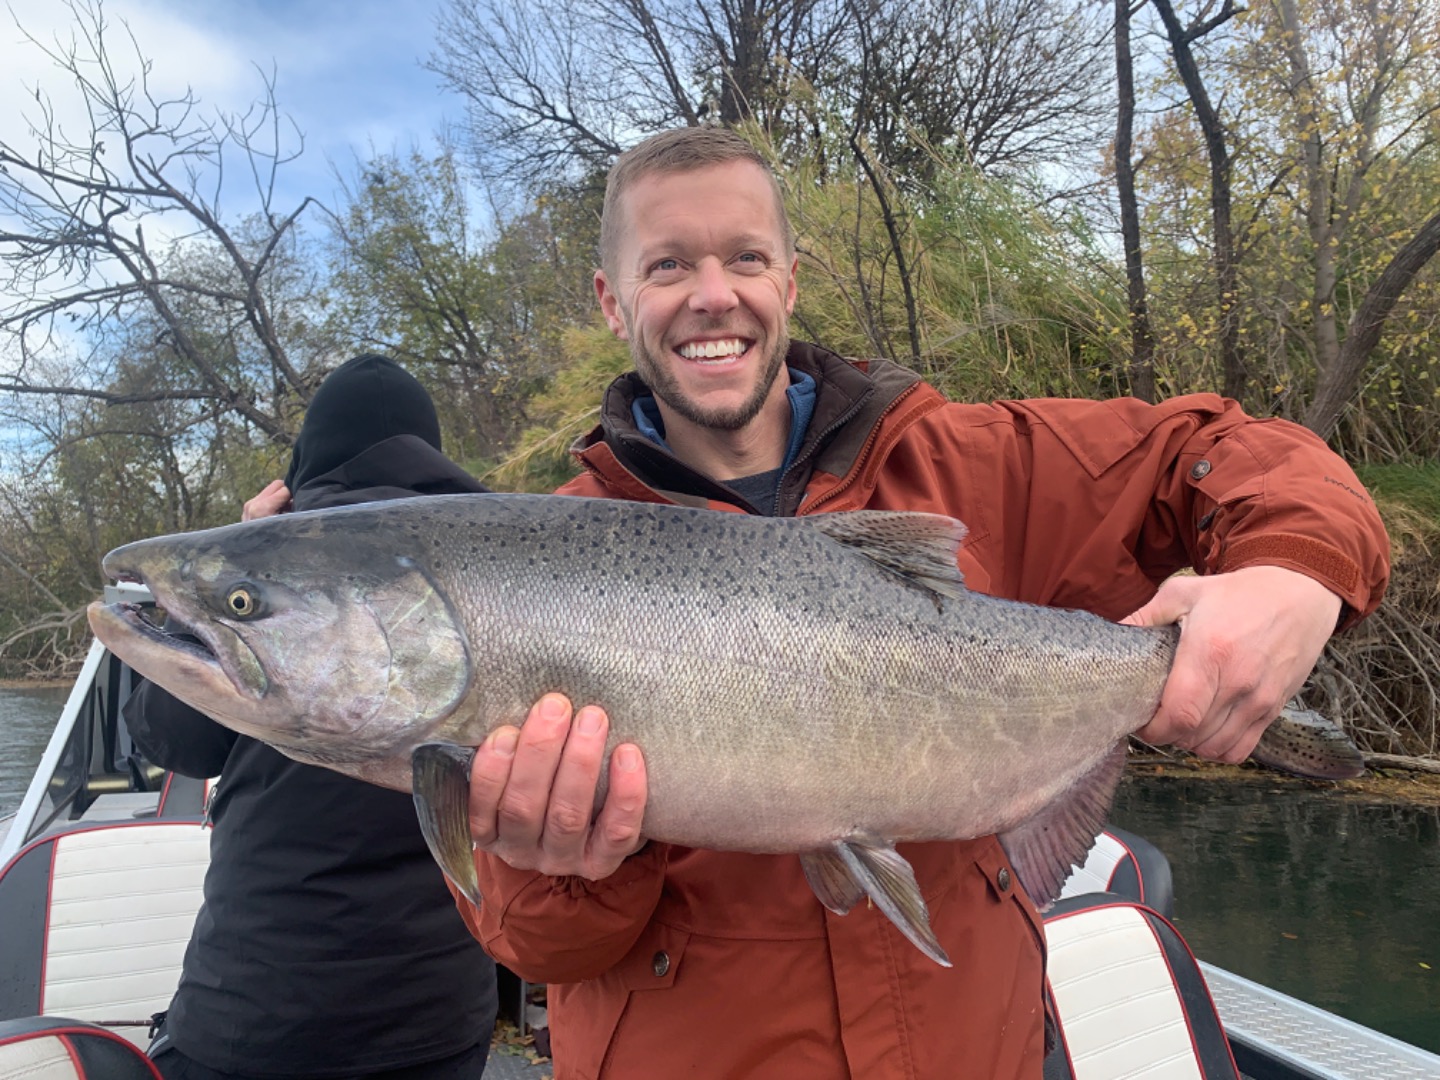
[467,695,648,881]
[1121,576,1195,628]
[1190,718,1259,764]
[541,705,610,864]
[1137,637,1214,747]
[495,694,574,853]
[588,744,647,874]
[468,726,519,848]
[242,479,291,522]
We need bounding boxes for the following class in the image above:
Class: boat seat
[1042,893,1240,1080]
[0,820,210,1048]
[1059,825,1174,917]
[0,1016,162,1079]
[153,771,211,818]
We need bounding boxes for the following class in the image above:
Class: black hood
[285,354,444,491]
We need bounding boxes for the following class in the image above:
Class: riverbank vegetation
[1,0,1437,762]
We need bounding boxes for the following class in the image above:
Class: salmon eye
[226,586,259,618]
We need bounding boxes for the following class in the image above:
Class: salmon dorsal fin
[804,510,968,602]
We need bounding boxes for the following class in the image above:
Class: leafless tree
[430,0,1111,192]
[1150,0,1247,400]
[430,0,840,187]
[1114,0,1156,402]
[843,0,1111,181]
[0,0,329,441]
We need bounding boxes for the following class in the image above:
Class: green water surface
[1112,769,1440,1054]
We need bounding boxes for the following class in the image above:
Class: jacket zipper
[796,382,928,517]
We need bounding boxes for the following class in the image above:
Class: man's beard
[629,328,790,433]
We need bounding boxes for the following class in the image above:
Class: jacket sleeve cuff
[467,843,670,983]
[1215,533,1374,630]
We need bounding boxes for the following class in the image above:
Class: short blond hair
[600,127,795,276]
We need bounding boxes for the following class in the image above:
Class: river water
[1111,767,1440,1055]
[1,687,1436,1053]
[0,684,70,817]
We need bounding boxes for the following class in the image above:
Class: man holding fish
[451,127,1389,1078]
[88,127,1390,1079]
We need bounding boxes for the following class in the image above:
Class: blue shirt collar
[631,369,817,476]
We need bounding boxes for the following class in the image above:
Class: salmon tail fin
[1249,706,1366,779]
[412,741,481,906]
[998,740,1127,911]
[802,836,953,968]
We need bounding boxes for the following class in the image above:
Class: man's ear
[784,254,798,315]
[594,270,629,339]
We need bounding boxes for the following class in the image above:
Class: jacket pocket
[555,922,691,1079]
[971,838,1048,974]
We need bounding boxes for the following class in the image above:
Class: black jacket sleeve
[122,630,236,778]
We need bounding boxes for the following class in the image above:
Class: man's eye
[654,258,679,272]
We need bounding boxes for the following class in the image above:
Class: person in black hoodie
[126,355,499,1080]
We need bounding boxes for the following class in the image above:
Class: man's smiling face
[596,159,798,433]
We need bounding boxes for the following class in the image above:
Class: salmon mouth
[87,598,269,700]
[107,601,216,664]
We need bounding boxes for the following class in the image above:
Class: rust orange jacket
[454,346,1389,1080]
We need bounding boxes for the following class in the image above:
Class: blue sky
[1,0,463,217]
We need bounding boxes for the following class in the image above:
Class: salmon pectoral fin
[412,741,481,906]
[808,835,952,968]
[998,740,1128,911]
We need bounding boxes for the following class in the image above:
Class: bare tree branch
[0,0,323,443]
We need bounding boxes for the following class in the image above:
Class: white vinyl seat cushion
[0,821,210,1049]
[1043,897,1239,1080]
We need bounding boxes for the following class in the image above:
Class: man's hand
[243,479,292,521]
[468,693,647,880]
[1123,566,1342,763]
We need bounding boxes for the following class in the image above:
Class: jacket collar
[571,342,926,514]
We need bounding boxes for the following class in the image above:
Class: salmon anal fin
[800,849,865,914]
[833,835,952,968]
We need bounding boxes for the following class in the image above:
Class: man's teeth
[678,339,745,361]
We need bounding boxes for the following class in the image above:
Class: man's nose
[688,258,739,315]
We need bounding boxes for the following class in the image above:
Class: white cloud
[1,0,457,219]
[2,2,253,145]
[0,0,460,379]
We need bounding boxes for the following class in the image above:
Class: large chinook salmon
[86,494,1361,966]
